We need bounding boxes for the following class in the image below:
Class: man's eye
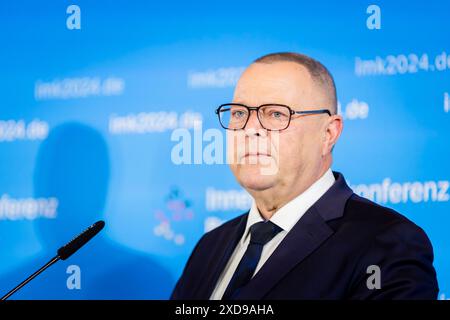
[232,110,246,118]
[272,112,282,118]
[270,111,287,119]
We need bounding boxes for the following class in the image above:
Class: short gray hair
[253,52,337,114]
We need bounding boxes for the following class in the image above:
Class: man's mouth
[243,152,271,158]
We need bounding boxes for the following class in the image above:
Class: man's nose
[244,110,267,138]
[245,110,263,131]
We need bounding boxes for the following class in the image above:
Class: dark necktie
[222,220,283,300]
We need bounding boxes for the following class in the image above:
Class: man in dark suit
[171,52,439,300]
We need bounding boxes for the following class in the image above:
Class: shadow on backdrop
[0,122,173,299]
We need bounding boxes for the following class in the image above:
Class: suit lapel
[234,171,354,299]
[194,213,248,299]
[234,206,334,299]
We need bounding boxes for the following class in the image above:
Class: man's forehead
[234,80,298,98]
[233,62,313,105]
[241,61,311,82]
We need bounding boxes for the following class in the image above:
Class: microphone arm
[1,256,60,301]
[1,220,105,301]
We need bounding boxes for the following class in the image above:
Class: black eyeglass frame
[215,103,332,131]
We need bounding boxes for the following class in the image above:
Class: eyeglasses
[215,103,331,131]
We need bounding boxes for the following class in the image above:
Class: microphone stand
[1,220,104,301]
[1,256,60,301]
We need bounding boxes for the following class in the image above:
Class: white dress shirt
[210,168,336,300]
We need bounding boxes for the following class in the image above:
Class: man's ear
[322,115,343,156]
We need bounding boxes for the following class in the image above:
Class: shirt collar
[242,168,336,243]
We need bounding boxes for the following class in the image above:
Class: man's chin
[236,170,277,192]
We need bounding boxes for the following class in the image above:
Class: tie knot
[249,221,283,246]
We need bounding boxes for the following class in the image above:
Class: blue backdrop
[0,0,449,299]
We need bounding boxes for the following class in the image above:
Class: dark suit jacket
[171,172,439,300]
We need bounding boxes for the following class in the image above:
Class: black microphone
[1,220,105,300]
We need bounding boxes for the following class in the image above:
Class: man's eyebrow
[232,101,291,106]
